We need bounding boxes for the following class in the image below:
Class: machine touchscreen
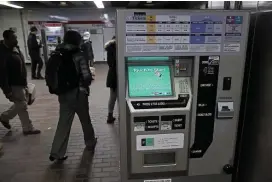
[47,36,57,43]
[128,65,173,97]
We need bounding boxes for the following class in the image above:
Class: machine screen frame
[126,61,175,99]
[47,36,58,43]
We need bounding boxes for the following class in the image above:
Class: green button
[146,138,154,146]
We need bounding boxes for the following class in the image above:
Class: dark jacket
[0,43,27,95]
[27,33,41,57]
[81,40,94,67]
[105,39,117,89]
[56,43,92,95]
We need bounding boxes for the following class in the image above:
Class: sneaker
[37,75,44,80]
[23,129,41,135]
[86,138,97,152]
[107,113,116,124]
[0,120,11,130]
[107,117,116,124]
[49,155,68,162]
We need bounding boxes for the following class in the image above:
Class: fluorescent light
[49,15,69,21]
[93,0,104,9]
[0,1,23,9]
[104,13,109,20]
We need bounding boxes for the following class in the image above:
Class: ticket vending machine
[117,10,250,182]
[46,35,59,55]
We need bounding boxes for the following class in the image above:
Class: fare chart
[125,13,243,53]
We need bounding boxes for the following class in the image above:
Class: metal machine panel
[117,9,250,182]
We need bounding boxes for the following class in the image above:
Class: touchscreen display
[128,65,173,97]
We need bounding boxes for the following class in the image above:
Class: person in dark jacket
[105,36,117,124]
[27,26,44,79]
[81,31,94,67]
[57,36,61,44]
[0,29,41,135]
[49,30,97,162]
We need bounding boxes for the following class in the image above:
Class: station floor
[0,64,120,182]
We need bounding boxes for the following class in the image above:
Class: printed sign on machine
[136,133,184,151]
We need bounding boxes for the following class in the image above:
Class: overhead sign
[44,23,62,27]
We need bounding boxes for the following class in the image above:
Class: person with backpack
[46,30,97,162]
[105,36,117,124]
[0,29,41,135]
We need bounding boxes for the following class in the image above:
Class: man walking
[27,26,44,79]
[0,29,41,135]
[46,30,97,161]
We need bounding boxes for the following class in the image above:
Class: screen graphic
[128,65,173,97]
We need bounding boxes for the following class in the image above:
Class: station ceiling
[4,1,207,9]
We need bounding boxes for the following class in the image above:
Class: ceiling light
[93,0,104,9]
[49,15,69,21]
[60,2,67,6]
[147,1,152,3]
[0,1,23,9]
[104,13,109,20]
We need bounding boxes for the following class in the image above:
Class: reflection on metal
[207,1,235,9]
[237,10,272,182]
[224,1,231,10]
[241,1,272,10]
[206,1,272,10]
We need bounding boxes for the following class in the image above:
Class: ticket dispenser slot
[217,102,234,119]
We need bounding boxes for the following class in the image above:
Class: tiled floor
[0,64,120,182]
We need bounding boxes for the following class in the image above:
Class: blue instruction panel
[125,13,243,53]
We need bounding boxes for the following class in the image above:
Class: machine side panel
[116,10,129,182]
[189,55,248,175]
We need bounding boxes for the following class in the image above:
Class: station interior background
[0,1,272,182]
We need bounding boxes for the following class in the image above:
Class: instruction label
[223,43,240,52]
[136,133,184,151]
[144,179,171,182]
[125,13,225,53]
[134,116,159,131]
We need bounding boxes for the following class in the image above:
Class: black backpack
[45,51,79,95]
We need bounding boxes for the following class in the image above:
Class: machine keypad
[179,79,189,93]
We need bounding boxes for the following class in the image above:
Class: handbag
[27,83,36,105]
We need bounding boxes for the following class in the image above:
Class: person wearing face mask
[27,26,44,80]
[0,29,41,135]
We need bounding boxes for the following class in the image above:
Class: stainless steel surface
[117,9,250,182]
[237,11,272,182]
